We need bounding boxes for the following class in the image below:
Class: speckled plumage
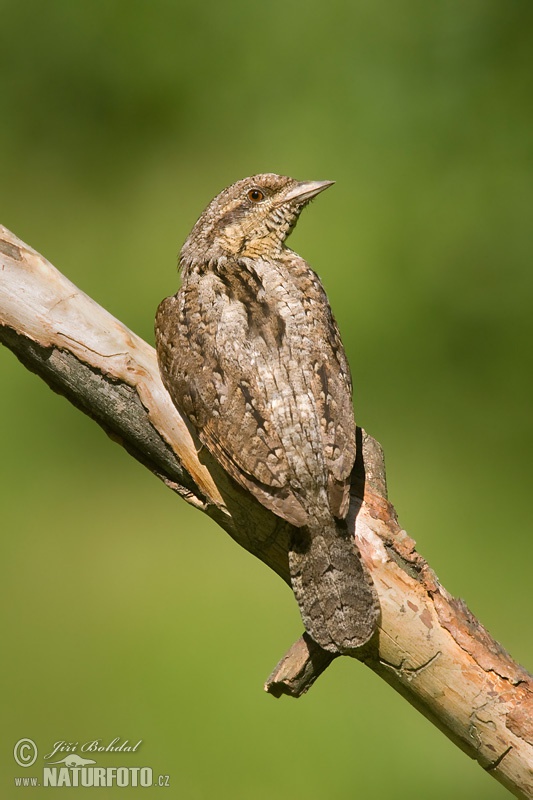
[155,173,378,653]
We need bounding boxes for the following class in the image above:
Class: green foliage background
[1,2,532,797]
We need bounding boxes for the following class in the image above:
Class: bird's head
[179,173,334,270]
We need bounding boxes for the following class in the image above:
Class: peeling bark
[1,225,532,798]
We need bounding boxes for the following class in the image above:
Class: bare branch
[1,225,532,798]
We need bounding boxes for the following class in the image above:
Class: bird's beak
[283,180,335,204]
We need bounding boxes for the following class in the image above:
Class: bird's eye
[248,189,265,202]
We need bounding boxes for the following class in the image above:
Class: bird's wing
[155,259,356,526]
[155,286,310,527]
[294,263,357,518]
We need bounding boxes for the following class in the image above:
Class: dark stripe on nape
[317,362,333,425]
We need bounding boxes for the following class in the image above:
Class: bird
[155,173,378,654]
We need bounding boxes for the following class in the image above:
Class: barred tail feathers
[288,519,378,653]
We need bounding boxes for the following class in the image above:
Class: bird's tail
[288,517,379,653]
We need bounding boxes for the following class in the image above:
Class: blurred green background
[1,1,532,797]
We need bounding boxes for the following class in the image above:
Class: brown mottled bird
[155,174,378,653]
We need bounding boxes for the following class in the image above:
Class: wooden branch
[1,225,532,798]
